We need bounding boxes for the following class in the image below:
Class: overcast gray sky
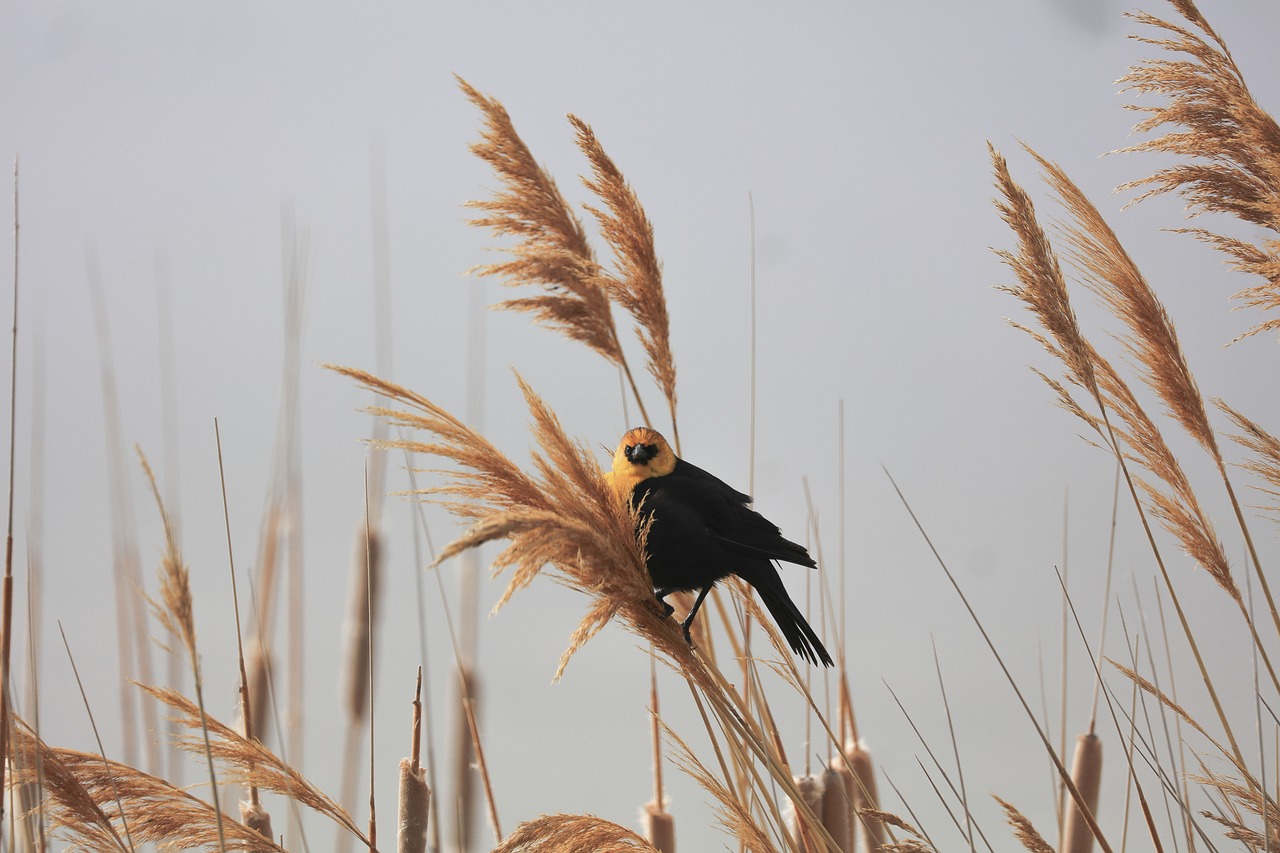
[3,2,1280,850]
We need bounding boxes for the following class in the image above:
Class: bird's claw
[681,620,695,649]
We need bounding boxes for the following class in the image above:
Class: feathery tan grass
[140,683,372,848]
[491,814,661,853]
[1118,1,1280,341]
[995,795,1056,853]
[1220,400,1280,514]
[9,718,284,852]
[459,79,627,369]
[569,114,679,444]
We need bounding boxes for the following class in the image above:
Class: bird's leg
[652,586,678,619]
[680,586,713,648]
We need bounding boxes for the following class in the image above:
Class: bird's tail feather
[752,569,833,667]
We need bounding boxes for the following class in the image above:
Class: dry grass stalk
[138,682,373,848]
[569,115,679,444]
[1117,1,1280,341]
[1,157,19,824]
[994,795,1055,853]
[1061,732,1103,853]
[8,718,284,852]
[492,814,661,853]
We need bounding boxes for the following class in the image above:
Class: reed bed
[1,0,1278,851]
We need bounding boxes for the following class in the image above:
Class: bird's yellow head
[606,427,677,497]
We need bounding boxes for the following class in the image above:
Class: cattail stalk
[0,156,18,828]
[644,652,675,852]
[1063,733,1103,853]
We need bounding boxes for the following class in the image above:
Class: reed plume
[8,718,285,852]
[459,77,625,368]
[1117,0,1280,341]
[994,141,1250,773]
[570,115,679,443]
[139,683,373,848]
[492,814,661,853]
[994,795,1055,853]
[1219,400,1280,515]
[859,810,935,853]
[327,364,684,679]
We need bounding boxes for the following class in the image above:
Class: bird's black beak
[625,443,656,464]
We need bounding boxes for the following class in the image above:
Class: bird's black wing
[668,459,815,568]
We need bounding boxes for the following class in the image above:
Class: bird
[605,426,833,667]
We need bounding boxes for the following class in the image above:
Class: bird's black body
[610,428,833,667]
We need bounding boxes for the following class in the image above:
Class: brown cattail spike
[821,764,851,853]
[847,739,886,853]
[792,774,824,853]
[1062,732,1103,853]
[397,757,431,853]
[642,802,675,853]
[240,799,275,845]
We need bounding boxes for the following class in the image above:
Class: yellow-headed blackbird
[606,427,833,667]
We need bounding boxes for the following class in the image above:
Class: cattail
[792,774,824,853]
[399,667,431,853]
[452,664,479,853]
[1062,733,1103,853]
[642,802,675,853]
[821,764,851,853]
[244,639,272,747]
[240,799,275,847]
[847,739,886,853]
[341,521,382,721]
[398,758,431,853]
